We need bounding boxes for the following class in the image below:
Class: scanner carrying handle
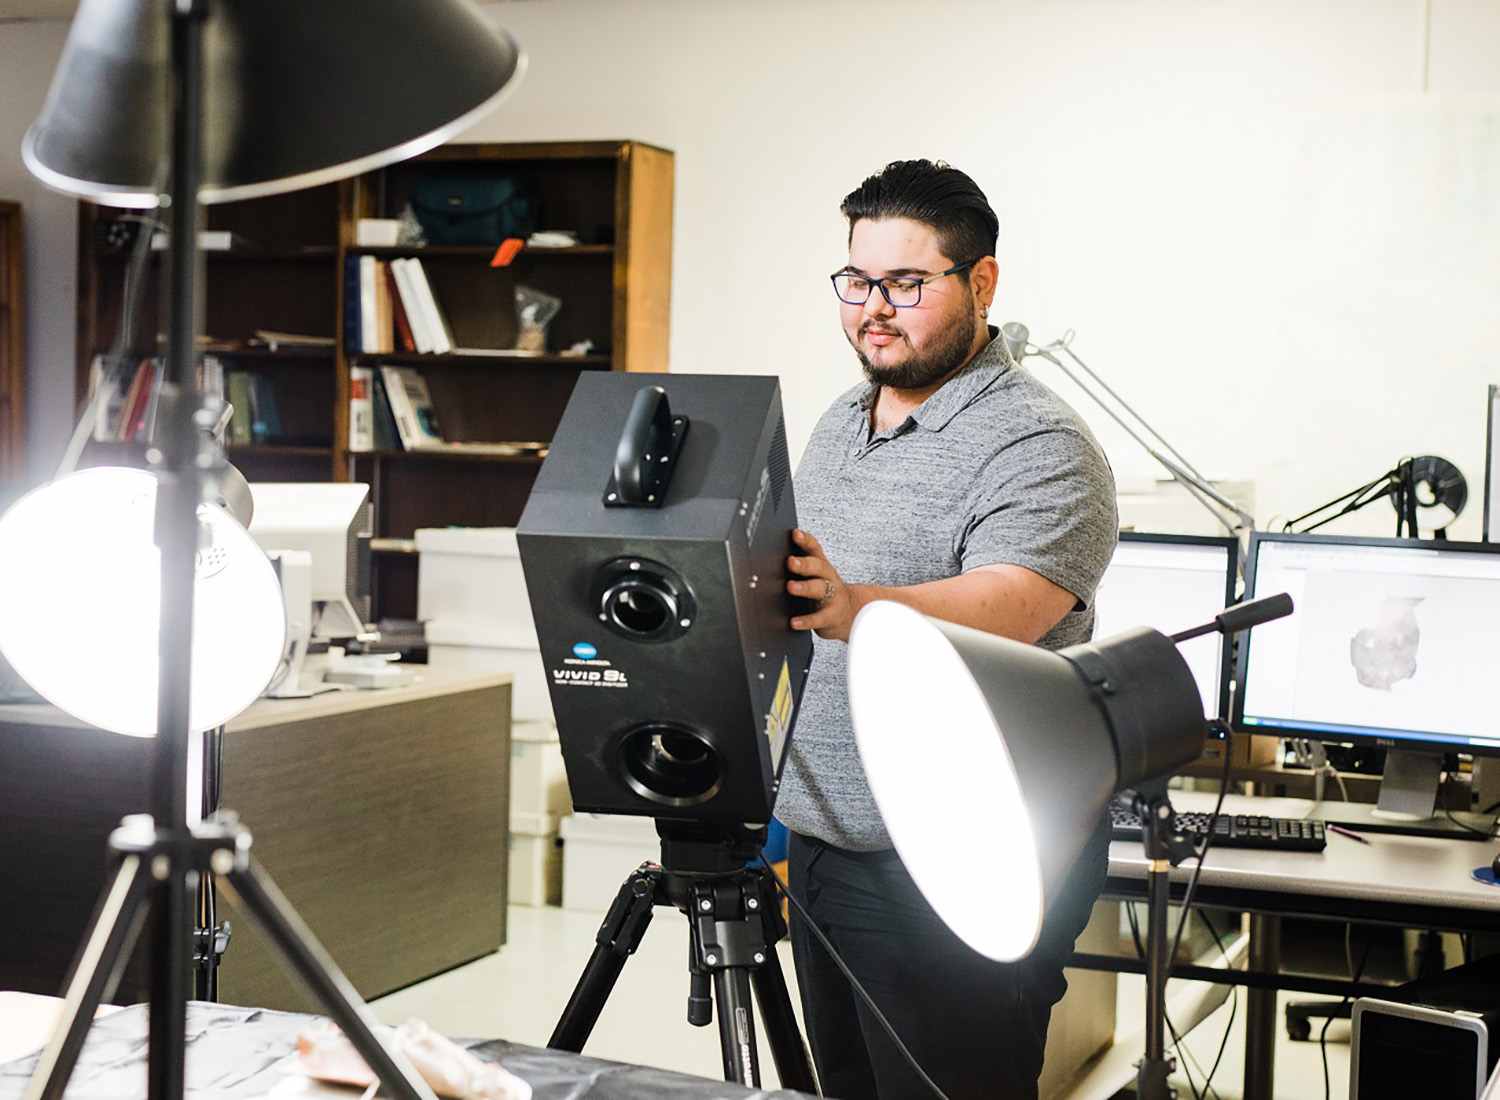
[606,385,687,508]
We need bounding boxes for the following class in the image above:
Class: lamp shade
[22,0,524,206]
[0,467,286,737]
[848,600,1205,961]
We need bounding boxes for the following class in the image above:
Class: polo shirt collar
[853,328,1012,434]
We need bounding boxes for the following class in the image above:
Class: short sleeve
[959,423,1119,610]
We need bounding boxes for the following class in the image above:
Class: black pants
[787,825,1108,1100]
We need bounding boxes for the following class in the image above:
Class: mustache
[859,320,904,338]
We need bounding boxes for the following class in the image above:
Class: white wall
[0,19,74,486]
[9,1,1500,537]
[457,0,1500,538]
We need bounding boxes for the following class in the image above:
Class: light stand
[22,8,435,1100]
[10,2,522,1098]
[1002,324,1256,536]
[1119,783,1198,1100]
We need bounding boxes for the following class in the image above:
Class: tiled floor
[369,903,1353,1099]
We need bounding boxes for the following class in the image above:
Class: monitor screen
[1235,532,1500,756]
[248,482,372,640]
[1092,531,1238,720]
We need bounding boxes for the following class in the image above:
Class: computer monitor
[248,482,372,640]
[1093,531,1239,723]
[1234,531,1500,838]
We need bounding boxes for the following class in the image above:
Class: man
[777,159,1118,1100]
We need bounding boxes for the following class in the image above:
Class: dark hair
[840,159,999,267]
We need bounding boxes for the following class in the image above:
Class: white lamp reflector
[0,466,286,737]
[848,600,1044,961]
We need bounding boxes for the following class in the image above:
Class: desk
[1094,791,1500,1100]
[0,1001,817,1100]
[0,668,512,1013]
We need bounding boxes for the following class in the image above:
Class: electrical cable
[1166,733,1234,968]
[1194,909,1237,1100]
[763,859,951,1100]
[1438,767,1499,838]
[1319,926,1370,1100]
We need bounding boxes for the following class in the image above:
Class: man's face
[839,216,984,392]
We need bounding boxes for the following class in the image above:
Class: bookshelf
[74,139,674,620]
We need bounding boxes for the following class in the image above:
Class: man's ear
[972,255,1000,313]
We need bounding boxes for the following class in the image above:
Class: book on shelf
[226,370,255,446]
[87,353,135,442]
[348,364,375,452]
[369,367,401,451]
[379,364,445,449]
[383,261,416,353]
[402,257,453,354]
[389,258,435,354]
[117,358,159,442]
[358,255,389,354]
[343,256,362,355]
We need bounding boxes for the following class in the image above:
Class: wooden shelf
[349,351,609,367]
[353,244,612,259]
[76,142,674,621]
[225,443,335,458]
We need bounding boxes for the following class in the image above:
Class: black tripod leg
[25,854,153,1100]
[218,859,437,1100]
[549,871,658,1053]
[748,947,817,1092]
[713,967,761,1086]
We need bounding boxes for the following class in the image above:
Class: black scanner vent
[769,419,790,511]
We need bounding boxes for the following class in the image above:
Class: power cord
[1439,767,1499,838]
[1319,926,1370,1100]
[1192,909,1238,1100]
[763,859,951,1100]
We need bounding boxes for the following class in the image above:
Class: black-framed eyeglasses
[830,259,978,308]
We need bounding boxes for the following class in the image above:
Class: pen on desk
[1326,823,1370,844]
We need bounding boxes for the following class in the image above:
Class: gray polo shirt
[776,332,1118,850]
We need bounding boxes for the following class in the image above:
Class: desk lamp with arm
[1001,323,1255,537]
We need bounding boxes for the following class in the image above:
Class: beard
[850,307,984,391]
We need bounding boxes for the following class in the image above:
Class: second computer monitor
[1234,531,1500,836]
[1092,531,1239,721]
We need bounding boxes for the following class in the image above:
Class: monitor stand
[1317,750,1497,841]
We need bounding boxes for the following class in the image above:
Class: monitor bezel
[1110,529,1240,723]
[1232,529,1500,758]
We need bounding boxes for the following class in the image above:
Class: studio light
[23,0,522,206]
[13,2,525,1099]
[0,467,284,738]
[848,594,1292,1100]
[848,601,1205,961]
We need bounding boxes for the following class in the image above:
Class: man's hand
[787,528,863,641]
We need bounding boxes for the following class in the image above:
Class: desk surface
[0,664,512,732]
[1107,791,1500,929]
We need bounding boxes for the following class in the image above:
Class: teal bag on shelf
[409,174,540,246]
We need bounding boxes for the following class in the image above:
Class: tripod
[548,821,817,1092]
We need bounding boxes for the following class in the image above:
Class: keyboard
[1110,805,1327,852]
